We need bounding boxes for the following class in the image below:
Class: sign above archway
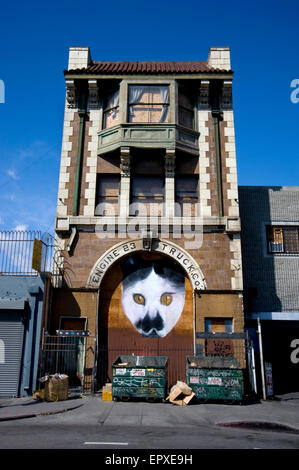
[87,238,206,291]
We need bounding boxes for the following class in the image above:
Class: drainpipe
[257,317,267,400]
[212,109,224,218]
[91,288,100,394]
[73,88,87,216]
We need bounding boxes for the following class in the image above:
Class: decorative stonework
[87,238,207,291]
[164,149,176,177]
[88,80,100,109]
[66,80,77,109]
[120,147,131,177]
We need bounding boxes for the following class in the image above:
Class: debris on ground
[166,381,195,406]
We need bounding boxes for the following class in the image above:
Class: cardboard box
[169,392,195,406]
[44,374,69,402]
[166,381,194,406]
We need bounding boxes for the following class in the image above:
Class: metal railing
[0,230,54,276]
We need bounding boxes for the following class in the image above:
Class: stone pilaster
[230,234,243,290]
[83,80,101,216]
[164,149,176,217]
[119,147,131,217]
[222,80,239,218]
[198,80,211,217]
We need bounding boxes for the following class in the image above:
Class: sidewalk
[0,395,85,421]
[1,393,299,433]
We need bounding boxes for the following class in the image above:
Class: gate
[39,333,87,394]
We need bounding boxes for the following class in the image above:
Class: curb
[0,403,84,422]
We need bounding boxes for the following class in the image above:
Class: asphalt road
[0,410,299,450]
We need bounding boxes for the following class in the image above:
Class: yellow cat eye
[160,293,173,306]
[133,294,145,305]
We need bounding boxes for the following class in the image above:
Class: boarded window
[95,174,120,215]
[178,89,194,129]
[130,176,164,216]
[128,85,169,123]
[103,88,120,129]
[175,175,198,216]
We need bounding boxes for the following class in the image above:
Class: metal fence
[0,230,54,275]
[39,334,255,396]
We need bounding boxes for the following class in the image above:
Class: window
[95,174,120,215]
[175,175,198,216]
[59,317,87,331]
[178,88,194,129]
[204,318,233,334]
[266,225,299,254]
[103,88,120,129]
[128,85,169,123]
[130,176,164,216]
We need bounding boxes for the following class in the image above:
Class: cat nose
[147,304,160,319]
[136,312,164,334]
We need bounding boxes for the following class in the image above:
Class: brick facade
[52,47,245,389]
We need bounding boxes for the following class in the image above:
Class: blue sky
[0,0,298,234]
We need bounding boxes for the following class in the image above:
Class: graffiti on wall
[206,339,234,357]
[120,254,186,338]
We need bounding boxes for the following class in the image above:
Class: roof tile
[65,60,232,75]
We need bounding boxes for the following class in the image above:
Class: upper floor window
[266,225,299,254]
[204,318,233,334]
[178,88,194,129]
[103,88,120,129]
[128,85,169,124]
[175,175,199,216]
[95,174,120,215]
[130,175,164,216]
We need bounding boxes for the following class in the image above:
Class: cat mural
[121,254,186,338]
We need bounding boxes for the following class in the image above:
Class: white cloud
[7,169,18,180]
[14,224,28,232]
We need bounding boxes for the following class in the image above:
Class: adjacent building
[0,232,52,397]
[239,186,299,395]
[52,46,245,391]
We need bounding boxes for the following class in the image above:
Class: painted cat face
[121,266,185,338]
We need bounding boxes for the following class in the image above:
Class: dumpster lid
[113,355,168,367]
[187,356,241,369]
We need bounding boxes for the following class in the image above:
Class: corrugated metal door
[0,311,24,397]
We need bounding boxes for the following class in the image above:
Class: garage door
[0,311,24,397]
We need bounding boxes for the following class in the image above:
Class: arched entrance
[87,239,206,388]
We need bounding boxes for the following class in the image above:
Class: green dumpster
[186,356,243,403]
[112,355,168,401]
